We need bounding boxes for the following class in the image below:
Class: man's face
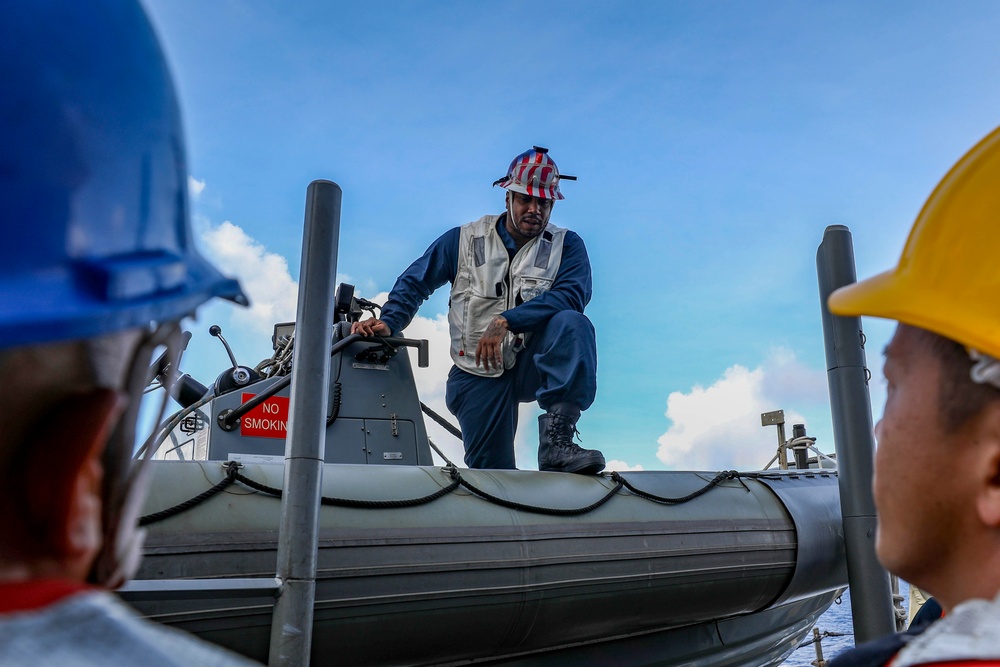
[873,325,978,589]
[506,192,553,246]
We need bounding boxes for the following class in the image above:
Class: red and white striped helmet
[492,146,575,200]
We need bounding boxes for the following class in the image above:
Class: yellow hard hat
[828,125,1000,360]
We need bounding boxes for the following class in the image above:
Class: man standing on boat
[827,125,1000,666]
[0,2,258,664]
[352,147,606,475]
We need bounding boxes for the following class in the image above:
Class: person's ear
[974,401,1000,528]
[24,389,124,565]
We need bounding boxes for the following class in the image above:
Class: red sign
[239,393,289,439]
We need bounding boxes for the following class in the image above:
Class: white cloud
[606,460,644,472]
[201,221,298,335]
[656,347,825,471]
[188,175,207,200]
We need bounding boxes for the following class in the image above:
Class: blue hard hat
[0,1,247,350]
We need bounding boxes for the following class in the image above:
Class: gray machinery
[156,283,434,467]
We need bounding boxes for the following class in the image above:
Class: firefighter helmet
[492,146,575,200]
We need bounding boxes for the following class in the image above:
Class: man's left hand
[475,316,509,371]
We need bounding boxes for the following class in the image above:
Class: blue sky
[143,1,1000,471]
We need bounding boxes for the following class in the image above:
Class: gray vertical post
[816,224,896,643]
[268,180,342,666]
[792,424,810,471]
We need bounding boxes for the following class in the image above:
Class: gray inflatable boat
[125,289,846,666]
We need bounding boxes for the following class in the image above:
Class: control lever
[210,324,254,391]
[210,325,240,370]
[352,333,428,368]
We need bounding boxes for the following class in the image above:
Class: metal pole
[816,224,896,643]
[791,423,810,471]
[812,627,827,667]
[269,180,342,666]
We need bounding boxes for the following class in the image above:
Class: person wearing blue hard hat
[0,2,257,664]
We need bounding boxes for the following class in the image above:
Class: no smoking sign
[239,393,289,439]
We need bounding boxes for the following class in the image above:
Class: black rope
[450,467,624,516]
[228,470,282,496]
[230,469,462,509]
[138,464,750,526]
[612,470,741,504]
[138,461,239,526]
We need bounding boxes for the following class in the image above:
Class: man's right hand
[351,318,391,337]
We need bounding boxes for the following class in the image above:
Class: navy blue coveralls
[379,214,598,469]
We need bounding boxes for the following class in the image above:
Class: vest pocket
[517,276,553,303]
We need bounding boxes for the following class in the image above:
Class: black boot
[538,403,606,475]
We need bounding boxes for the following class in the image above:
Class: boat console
[153,283,434,466]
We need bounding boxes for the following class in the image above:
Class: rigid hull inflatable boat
[124,288,847,666]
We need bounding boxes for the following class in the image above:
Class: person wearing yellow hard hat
[351,146,606,475]
[826,126,1000,667]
